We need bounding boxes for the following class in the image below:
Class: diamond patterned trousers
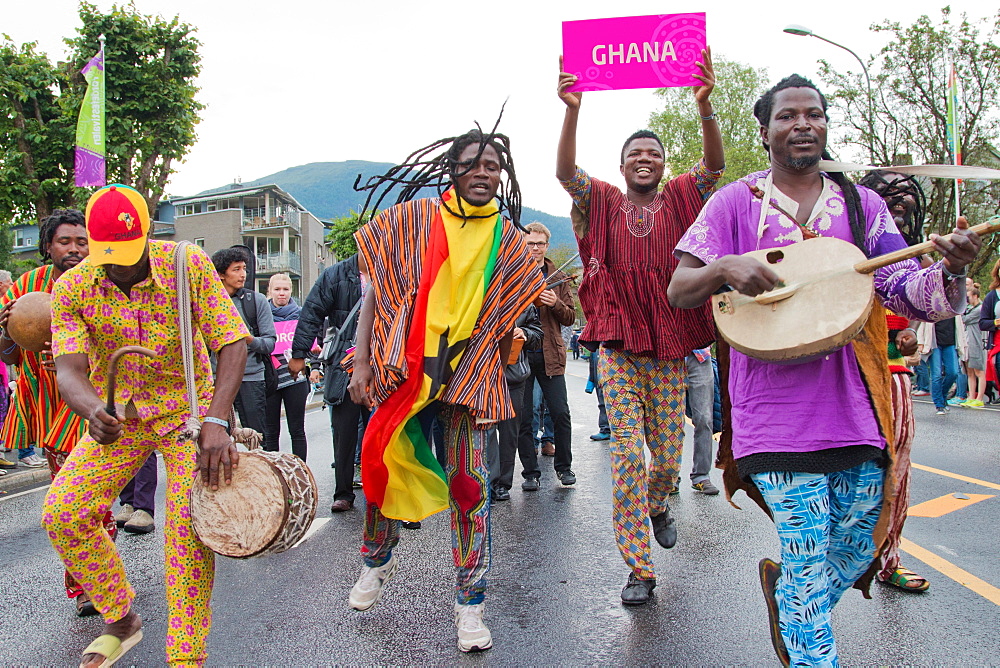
[598,347,685,580]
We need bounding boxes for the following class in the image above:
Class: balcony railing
[256,251,301,275]
[242,207,301,234]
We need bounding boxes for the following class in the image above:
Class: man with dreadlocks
[857,170,931,593]
[0,209,118,618]
[345,127,544,652]
[555,48,724,606]
[669,75,980,666]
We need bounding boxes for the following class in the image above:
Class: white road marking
[0,484,50,501]
[936,544,960,557]
[292,517,330,549]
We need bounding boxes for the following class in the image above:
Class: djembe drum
[190,450,318,558]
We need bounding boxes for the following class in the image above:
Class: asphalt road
[2,357,998,666]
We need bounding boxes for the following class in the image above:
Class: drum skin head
[190,452,291,558]
[713,237,874,363]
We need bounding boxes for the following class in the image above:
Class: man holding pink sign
[556,30,724,605]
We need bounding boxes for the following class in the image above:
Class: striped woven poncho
[355,189,544,521]
[1,265,86,453]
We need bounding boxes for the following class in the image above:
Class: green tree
[325,211,369,261]
[0,38,76,225]
[648,56,770,186]
[819,8,1000,275]
[0,2,204,231]
[65,2,205,215]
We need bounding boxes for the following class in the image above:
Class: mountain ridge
[200,160,577,249]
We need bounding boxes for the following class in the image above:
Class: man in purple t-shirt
[668,75,979,667]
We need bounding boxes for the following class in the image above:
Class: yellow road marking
[900,537,1000,606]
[911,463,1000,491]
[908,493,995,518]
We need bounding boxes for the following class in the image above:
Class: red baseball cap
[85,184,151,266]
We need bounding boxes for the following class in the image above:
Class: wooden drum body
[713,237,874,363]
[190,450,318,558]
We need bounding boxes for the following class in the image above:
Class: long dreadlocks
[857,170,926,246]
[353,110,522,228]
[38,209,86,262]
[753,75,869,256]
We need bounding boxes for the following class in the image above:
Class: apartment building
[161,184,329,298]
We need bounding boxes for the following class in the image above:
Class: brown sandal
[76,592,98,617]
[759,558,790,667]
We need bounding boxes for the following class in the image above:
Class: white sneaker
[348,555,397,611]
[454,601,492,652]
[20,453,46,468]
[114,504,136,527]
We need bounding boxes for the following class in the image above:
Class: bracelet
[942,265,967,281]
[1,342,16,355]
[700,112,717,121]
[203,416,229,429]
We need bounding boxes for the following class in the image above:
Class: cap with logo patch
[85,184,150,266]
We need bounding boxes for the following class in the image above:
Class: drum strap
[173,242,262,449]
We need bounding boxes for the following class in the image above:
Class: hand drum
[713,237,874,363]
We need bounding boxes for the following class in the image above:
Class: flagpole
[946,53,962,219]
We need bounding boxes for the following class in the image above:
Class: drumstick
[723,216,1000,311]
[545,252,581,286]
[853,217,1000,274]
[105,345,159,419]
[546,274,579,290]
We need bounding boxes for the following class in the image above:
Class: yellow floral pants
[42,420,214,666]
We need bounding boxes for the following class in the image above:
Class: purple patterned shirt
[675,170,964,459]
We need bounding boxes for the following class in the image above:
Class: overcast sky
[5,1,988,216]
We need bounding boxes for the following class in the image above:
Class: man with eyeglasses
[518,222,577,492]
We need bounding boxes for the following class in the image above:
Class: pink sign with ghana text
[562,13,706,92]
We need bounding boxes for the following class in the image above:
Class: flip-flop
[885,567,930,592]
[79,630,143,668]
[758,558,790,667]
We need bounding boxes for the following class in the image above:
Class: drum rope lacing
[174,241,262,449]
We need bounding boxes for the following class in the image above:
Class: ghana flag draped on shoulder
[355,188,544,521]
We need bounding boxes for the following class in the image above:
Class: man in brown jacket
[520,222,577,489]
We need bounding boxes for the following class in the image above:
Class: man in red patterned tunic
[555,50,725,605]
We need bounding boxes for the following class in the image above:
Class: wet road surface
[2,357,998,665]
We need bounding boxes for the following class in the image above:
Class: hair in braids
[857,170,926,246]
[38,209,86,261]
[353,111,522,228]
[753,75,868,256]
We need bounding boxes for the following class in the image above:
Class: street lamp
[784,24,875,162]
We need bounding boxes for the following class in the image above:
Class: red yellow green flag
[361,189,502,521]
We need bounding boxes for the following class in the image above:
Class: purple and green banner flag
[74,46,106,187]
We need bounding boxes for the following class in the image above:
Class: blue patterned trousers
[362,404,492,605]
[751,460,884,668]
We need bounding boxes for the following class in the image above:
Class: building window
[194,238,205,248]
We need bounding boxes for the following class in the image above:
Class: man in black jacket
[289,254,363,512]
[492,305,542,500]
